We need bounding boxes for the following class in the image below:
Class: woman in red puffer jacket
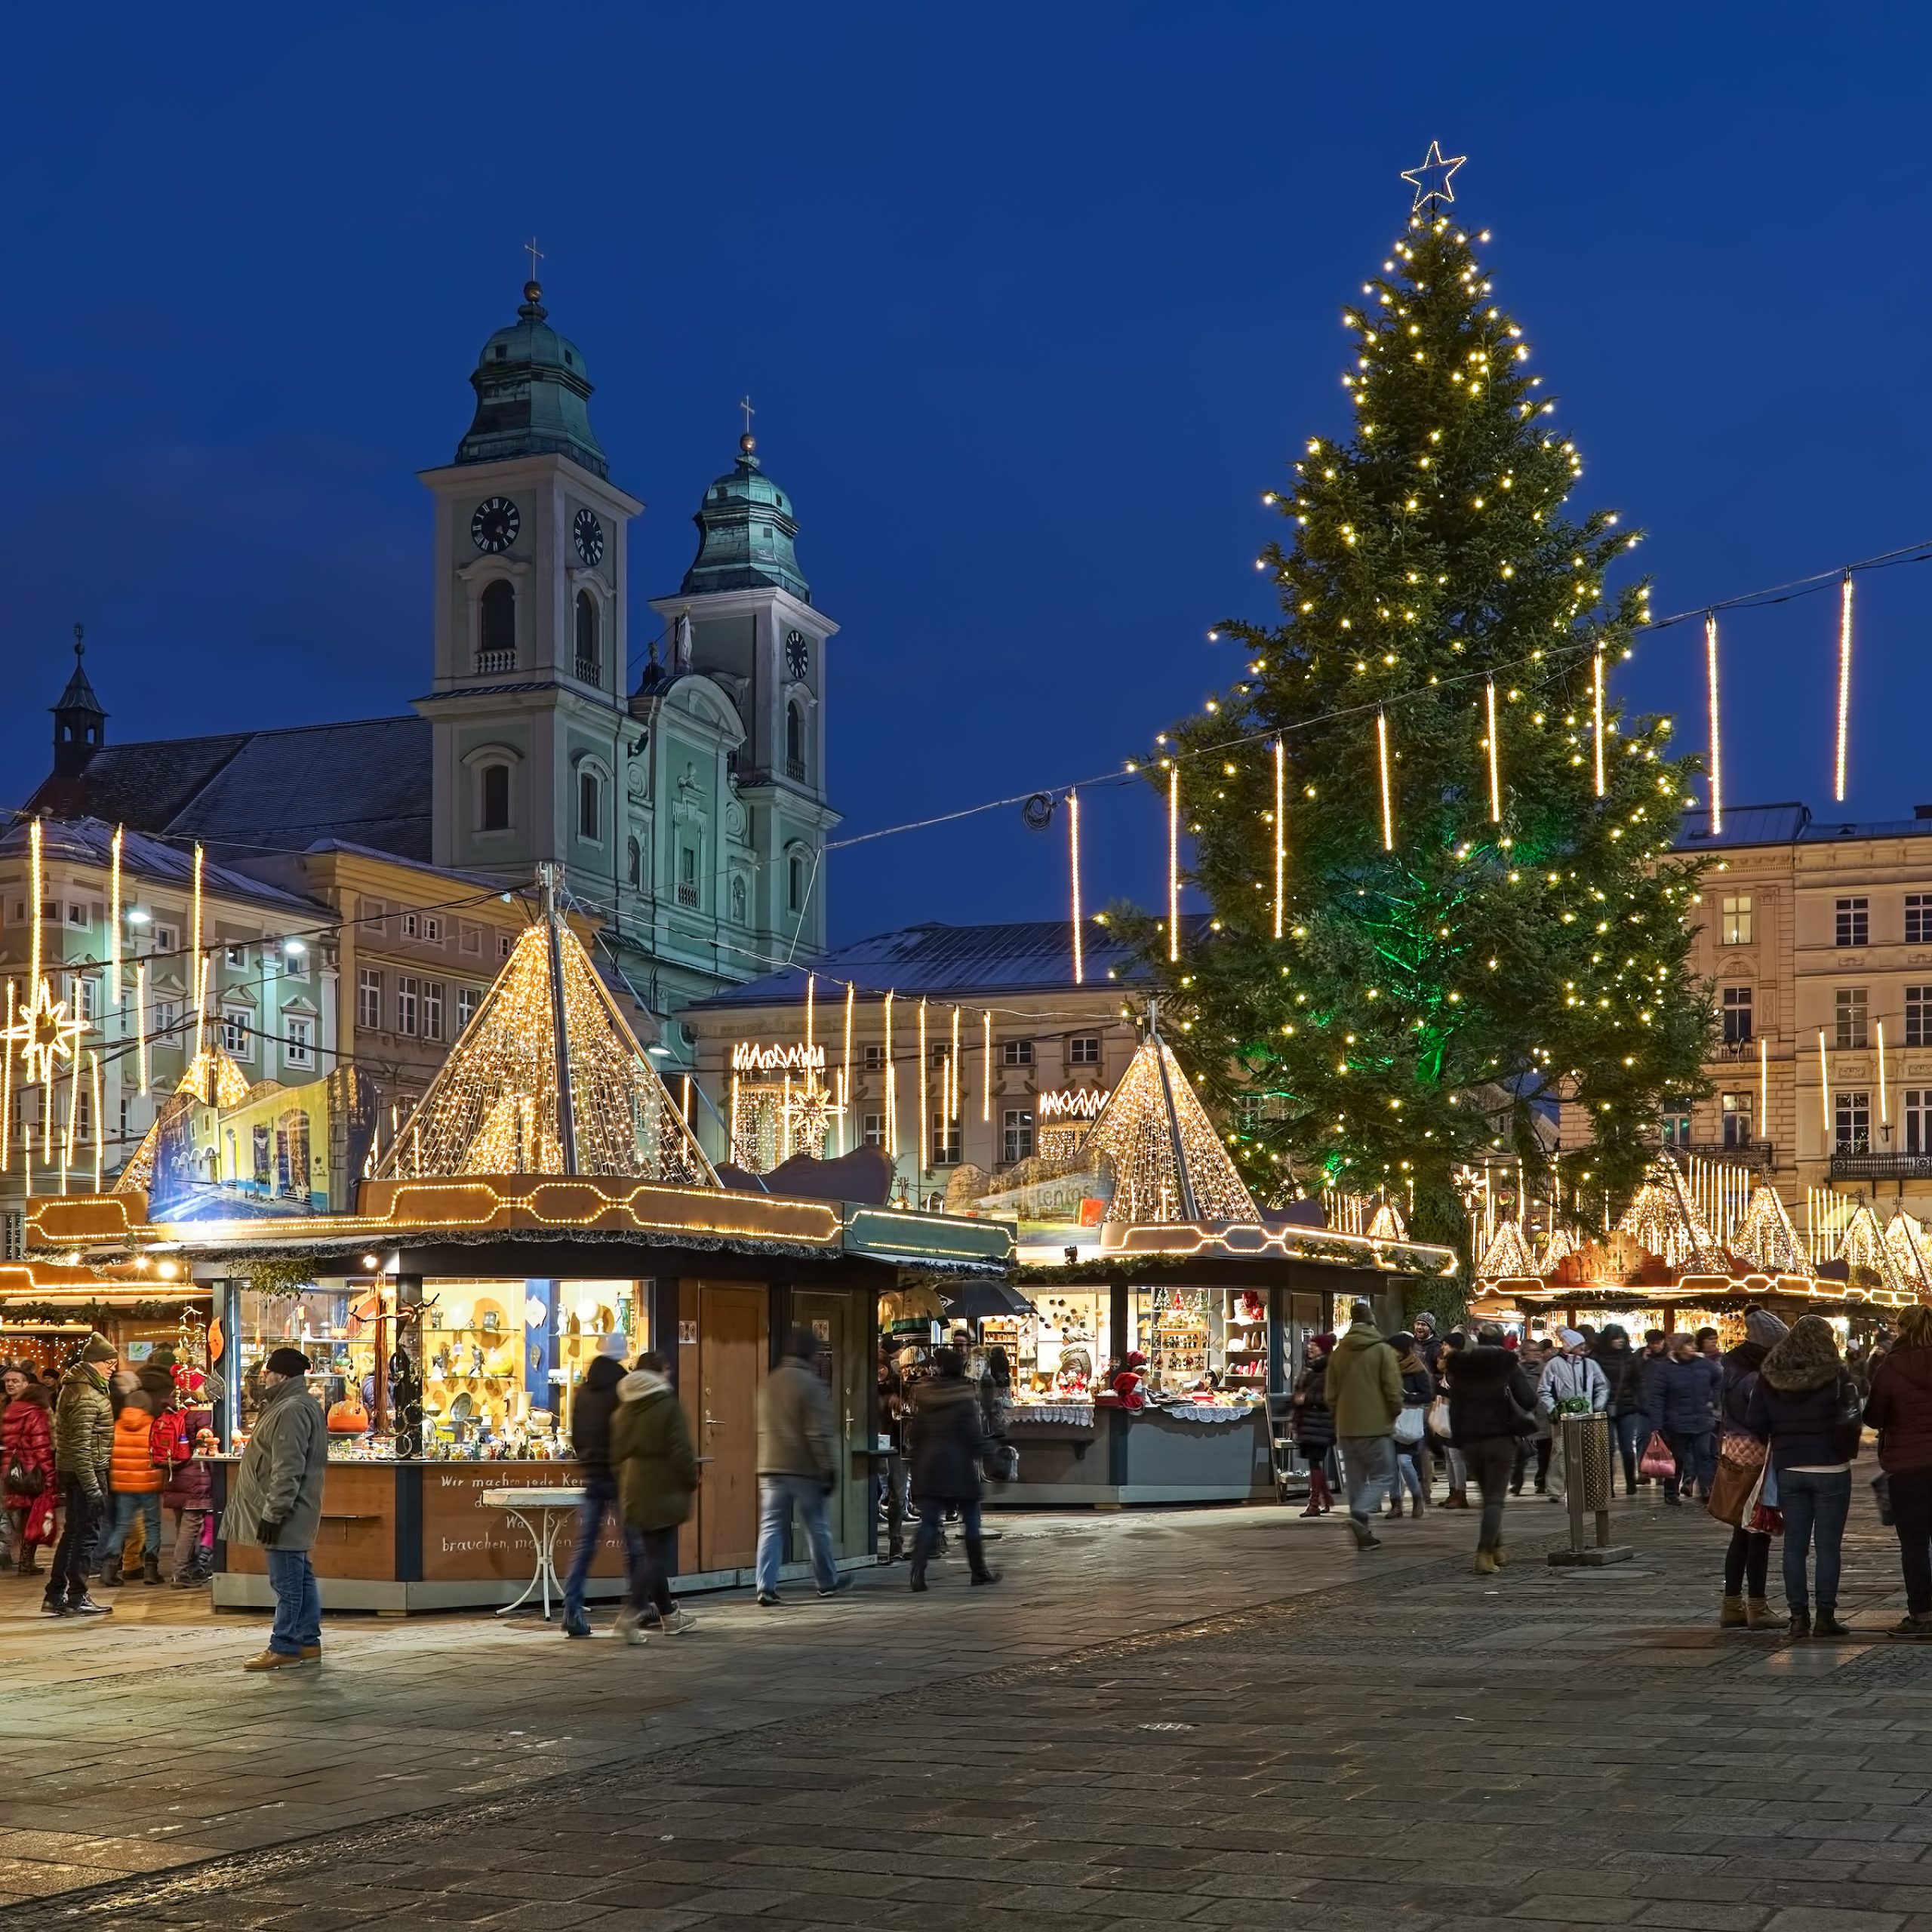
[2,1375,58,1574]
[1865,1304,1932,1639]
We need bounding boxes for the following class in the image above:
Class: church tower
[417,272,643,891]
[645,429,839,966]
[51,626,106,780]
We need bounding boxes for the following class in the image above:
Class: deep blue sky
[5,5,1927,943]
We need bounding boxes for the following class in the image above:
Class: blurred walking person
[44,1335,115,1618]
[1864,1304,1932,1638]
[1447,1323,1540,1574]
[1326,1300,1401,1551]
[1388,1332,1433,1518]
[904,1345,998,1591]
[220,1348,329,1670]
[1745,1315,1863,1639]
[560,1334,637,1638]
[155,1386,215,1587]
[1595,1325,1648,1497]
[1292,1334,1337,1516]
[609,1350,700,1641]
[97,1391,164,1587]
[753,1327,845,1606]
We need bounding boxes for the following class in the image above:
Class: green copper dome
[456,281,608,478]
[680,435,809,601]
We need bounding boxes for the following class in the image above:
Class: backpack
[149,1408,193,1472]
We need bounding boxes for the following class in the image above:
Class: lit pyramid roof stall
[1886,1210,1932,1295]
[1474,1217,1537,1284]
[1617,1157,1730,1276]
[1838,1200,1913,1300]
[376,870,716,1187]
[1731,1183,1807,1276]
[112,1043,256,1199]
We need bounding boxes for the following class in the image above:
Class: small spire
[72,621,84,663]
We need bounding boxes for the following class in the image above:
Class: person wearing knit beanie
[81,1335,115,1364]
[1745,1308,1790,1350]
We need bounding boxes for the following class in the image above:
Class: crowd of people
[1290,1298,1932,1640]
[0,1337,216,1615]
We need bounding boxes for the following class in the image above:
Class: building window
[74,1084,91,1143]
[396,977,419,1037]
[1908,1090,1932,1156]
[153,924,179,955]
[575,590,601,685]
[1660,1109,1692,1147]
[75,976,99,1022]
[1720,894,1753,946]
[400,912,418,940]
[626,836,641,888]
[1002,1109,1035,1163]
[1720,986,1752,1044]
[423,915,441,944]
[863,1044,886,1072]
[730,876,747,924]
[1909,895,1932,946]
[1908,987,1932,1049]
[1069,1035,1102,1066]
[457,987,480,1032]
[153,998,183,1041]
[863,1112,886,1149]
[479,762,511,833]
[1001,1040,1035,1067]
[224,943,248,969]
[280,942,309,981]
[678,846,699,909]
[478,578,515,670]
[357,968,382,1031]
[221,1008,254,1061]
[1721,1091,1754,1148]
[66,903,88,928]
[423,983,444,1044]
[1835,1090,1872,1155]
[118,1097,131,1144]
[786,700,806,781]
[1836,897,1870,948]
[577,770,601,843]
[1835,986,1869,1049]
[788,853,806,915]
[499,934,513,960]
[931,1042,950,1069]
[933,1115,961,1164]
[285,1017,314,1069]
[460,924,481,956]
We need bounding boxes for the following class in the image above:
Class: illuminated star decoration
[2,978,86,1086]
[1401,140,1466,214]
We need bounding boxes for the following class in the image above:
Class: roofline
[76,713,420,756]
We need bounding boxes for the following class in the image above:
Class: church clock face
[573,508,605,565]
[470,497,520,554]
[786,629,810,679]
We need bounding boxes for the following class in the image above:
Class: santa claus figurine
[1106,1351,1149,1412]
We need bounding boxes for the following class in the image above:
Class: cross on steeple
[524,235,544,282]
[739,394,755,438]
[72,622,83,661]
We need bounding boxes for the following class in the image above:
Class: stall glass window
[1129,1287,1269,1405]
[235,1283,386,1457]
[986,1291,1109,1407]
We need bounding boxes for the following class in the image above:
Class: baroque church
[27,273,839,1053]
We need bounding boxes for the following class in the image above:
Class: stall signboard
[147,1066,380,1222]
[731,1041,826,1074]
[1039,1088,1112,1121]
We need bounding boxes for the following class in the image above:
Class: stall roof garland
[1615,1158,1728,1275]
[376,879,715,1186]
[1732,1183,1807,1276]
[1083,1029,1259,1225]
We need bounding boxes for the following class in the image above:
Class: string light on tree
[1272,737,1286,940]
[1376,709,1395,851]
[1484,681,1502,822]
[1592,645,1606,798]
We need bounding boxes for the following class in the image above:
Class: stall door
[792,1292,852,1552]
[697,1284,765,1571]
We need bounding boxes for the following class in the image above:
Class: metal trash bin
[1550,1414,1632,1567]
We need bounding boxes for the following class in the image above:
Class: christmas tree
[1139,165,1711,1238]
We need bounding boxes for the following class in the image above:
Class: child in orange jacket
[98,1392,164,1586]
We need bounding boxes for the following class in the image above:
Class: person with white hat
[559,1334,638,1638]
[1537,1329,1608,1504]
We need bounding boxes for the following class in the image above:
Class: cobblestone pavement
[8,1484,1932,1930]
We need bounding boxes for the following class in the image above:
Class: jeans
[1889,1464,1932,1614]
[1613,1411,1649,1489]
[878,1451,906,1553]
[1512,1436,1552,1491]
[626,1524,678,1619]
[1663,1430,1713,1504]
[913,1497,981,1569]
[100,1491,163,1568]
[1339,1435,1395,1520]
[47,1478,101,1602]
[168,1506,210,1583]
[1464,1437,1518,1552]
[755,1473,838,1595]
[1780,1467,1853,1613]
[561,1474,643,1616]
[1724,1526,1770,1598]
[1443,1445,1468,1493]
[1394,1444,1428,1505]
[265,1546,321,1654]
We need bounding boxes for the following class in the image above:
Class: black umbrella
[940,1281,1036,1322]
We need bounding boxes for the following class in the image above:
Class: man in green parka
[609,1352,700,1642]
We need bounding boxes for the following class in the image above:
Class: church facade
[27,274,840,1065]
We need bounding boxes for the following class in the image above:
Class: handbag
[1638,1430,1676,1481]
[1392,1404,1426,1446]
[1718,1429,1766,1472]
[1427,1395,1451,1438]
[1706,1452,1760,1528]
[4,1451,44,1498]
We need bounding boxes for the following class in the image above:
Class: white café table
[480,1486,588,1620]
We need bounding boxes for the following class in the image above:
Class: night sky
[5,6,1927,947]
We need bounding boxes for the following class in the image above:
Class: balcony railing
[475,648,516,675]
[785,757,807,782]
[1710,1038,1759,1062]
[1829,1150,1932,1182]
[675,882,700,909]
[1667,1140,1775,1172]
[574,656,601,686]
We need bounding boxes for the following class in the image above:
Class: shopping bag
[1392,1405,1426,1447]
[1427,1395,1451,1438]
[1706,1454,1759,1528]
[1638,1431,1676,1481]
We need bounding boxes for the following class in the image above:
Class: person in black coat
[1291,1335,1337,1517]
[1715,1308,1787,1630]
[1593,1325,1648,1497]
[560,1343,640,1638]
[903,1347,998,1592]
[1446,1324,1540,1574]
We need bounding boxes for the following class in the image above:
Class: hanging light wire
[1835,570,1854,803]
[1704,611,1724,834]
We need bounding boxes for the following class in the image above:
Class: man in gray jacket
[752,1326,846,1606]
[220,1347,328,1671]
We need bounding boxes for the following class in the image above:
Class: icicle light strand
[1878,1017,1890,1127]
[1166,765,1180,962]
[1592,646,1606,798]
[1818,1030,1832,1140]
[1705,612,1723,834]
[137,959,149,1097]
[191,844,206,1058]
[1484,680,1501,823]
[981,1010,992,1123]
[1376,709,1395,851]
[109,826,122,1011]
[1835,571,1854,803]
[1271,737,1285,941]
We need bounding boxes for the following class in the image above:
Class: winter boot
[1746,1597,1779,1630]
[98,1558,123,1589]
[965,1538,1001,1586]
[1445,1488,1470,1510]
[1814,1610,1852,1638]
[1386,1497,1404,1520]
[143,1555,162,1586]
[1472,1548,1497,1575]
[909,1555,928,1593]
[1719,1593,1747,1629]
[1786,1609,1811,1641]
[17,1546,38,1577]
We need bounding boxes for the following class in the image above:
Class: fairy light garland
[1083,1034,1258,1225]
[1704,611,1723,834]
[1835,570,1854,803]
